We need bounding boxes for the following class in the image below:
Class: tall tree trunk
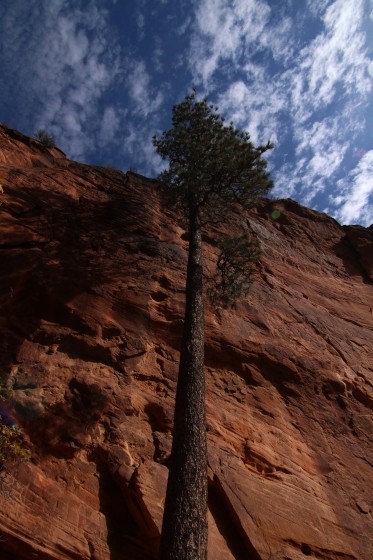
[159,204,208,560]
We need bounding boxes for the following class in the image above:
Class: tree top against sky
[153,92,273,215]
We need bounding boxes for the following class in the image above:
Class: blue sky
[0,0,372,226]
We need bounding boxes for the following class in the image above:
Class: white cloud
[126,60,164,117]
[289,0,371,124]
[274,113,351,204]
[194,0,372,224]
[176,15,192,35]
[0,0,371,224]
[153,36,164,73]
[257,14,295,64]
[0,0,121,160]
[137,12,145,30]
[172,0,371,225]
[122,122,164,176]
[99,106,122,146]
[217,78,286,146]
[189,0,296,88]
[296,117,349,178]
[274,0,372,212]
[330,151,373,225]
[189,0,270,86]
[306,0,333,17]
[1,0,166,169]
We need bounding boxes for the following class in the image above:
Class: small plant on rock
[35,129,56,148]
[0,386,31,477]
[0,419,31,475]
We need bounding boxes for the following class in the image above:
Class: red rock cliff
[0,124,372,560]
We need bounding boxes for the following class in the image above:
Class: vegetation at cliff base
[0,386,31,475]
[0,421,30,468]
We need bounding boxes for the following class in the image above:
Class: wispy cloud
[288,0,371,124]
[0,0,371,224]
[189,0,270,87]
[187,0,372,225]
[126,59,164,117]
[0,0,169,171]
[98,106,124,147]
[217,79,286,145]
[274,114,350,204]
[328,150,373,225]
[0,0,121,160]
[281,0,372,220]
[122,121,164,176]
[153,36,164,73]
[135,0,146,40]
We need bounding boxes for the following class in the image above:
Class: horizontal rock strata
[0,125,372,559]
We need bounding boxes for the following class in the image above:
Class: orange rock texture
[0,124,372,559]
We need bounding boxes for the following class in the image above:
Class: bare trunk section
[159,204,208,560]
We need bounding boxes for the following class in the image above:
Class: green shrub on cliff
[34,129,56,148]
[0,387,31,472]
[0,420,30,470]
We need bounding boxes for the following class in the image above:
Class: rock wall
[0,125,372,559]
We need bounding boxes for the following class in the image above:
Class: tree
[153,92,273,560]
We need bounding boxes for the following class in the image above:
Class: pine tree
[153,92,273,560]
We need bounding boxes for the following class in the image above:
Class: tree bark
[159,204,208,560]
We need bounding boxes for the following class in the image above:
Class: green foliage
[0,419,31,469]
[208,234,261,308]
[0,384,10,400]
[35,129,56,148]
[153,91,273,217]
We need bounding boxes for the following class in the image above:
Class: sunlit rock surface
[0,124,372,560]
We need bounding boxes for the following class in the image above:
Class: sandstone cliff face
[0,124,372,560]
